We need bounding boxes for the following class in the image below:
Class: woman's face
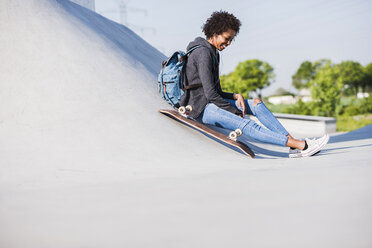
[209,29,236,51]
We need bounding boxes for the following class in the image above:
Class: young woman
[179,11,329,158]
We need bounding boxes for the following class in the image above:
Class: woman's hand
[234,93,246,117]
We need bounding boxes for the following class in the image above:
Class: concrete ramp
[1,1,372,247]
[0,0,246,186]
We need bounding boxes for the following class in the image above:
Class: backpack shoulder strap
[185,45,217,68]
[185,45,203,56]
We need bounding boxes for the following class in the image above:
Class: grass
[266,103,292,113]
[266,100,372,132]
[337,114,372,132]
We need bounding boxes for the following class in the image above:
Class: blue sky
[95,0,372,96]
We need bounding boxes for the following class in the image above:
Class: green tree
[292,59,331,90]
[313,59,331,72]
[363,63,372,92]
[220,59,275,98]
[334,61,365,96]
[282,99,315,116]
[310,61,342,116]
[292,61,314,90]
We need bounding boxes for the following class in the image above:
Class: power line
[98,0,156,35]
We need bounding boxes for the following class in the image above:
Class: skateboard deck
[159,109,255,158]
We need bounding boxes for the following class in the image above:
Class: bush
[281,100,316,116]
[337,115,372,132]
[310,62,342,117]
[265,102,292,113]
[360,95,372,113]
[343,106,361,116]
[340,95,372,116]
[271,95,372,118]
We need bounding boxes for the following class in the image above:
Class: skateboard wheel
[229,131,238,141]
[186,105,193,112]
[178,106,186,114]
[235,129,242,136]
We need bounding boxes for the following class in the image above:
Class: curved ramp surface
[1,1,372,247]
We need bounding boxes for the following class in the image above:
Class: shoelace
[306,137,323,145]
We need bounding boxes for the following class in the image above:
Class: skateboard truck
[178,105,193,114]
[229,129,242,141]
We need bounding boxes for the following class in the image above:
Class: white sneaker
[289,147,322,158]
[301,134,329,157]
[289,148,302,158]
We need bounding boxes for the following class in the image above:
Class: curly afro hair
[202,11,241,39]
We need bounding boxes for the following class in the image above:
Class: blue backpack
[158,45,202,108]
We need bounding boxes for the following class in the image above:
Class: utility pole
[118,0,128,26]
[99,0,156,35]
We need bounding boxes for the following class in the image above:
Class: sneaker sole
[301,135,329,157]
[289,153,302,158]
[290,150,321,158]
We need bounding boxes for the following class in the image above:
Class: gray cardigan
[180,37,241,119]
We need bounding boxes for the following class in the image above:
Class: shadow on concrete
[208,125,288,159]
[329,124,372,143]
[210,124,372,158]
[165,115,372,159]
[322,144,372,156]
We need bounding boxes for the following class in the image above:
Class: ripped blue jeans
[197,99,289,146]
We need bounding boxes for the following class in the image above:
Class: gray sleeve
[195,48,239,114]
[217,78,235,100]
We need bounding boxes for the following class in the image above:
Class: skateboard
[158,107,255,158]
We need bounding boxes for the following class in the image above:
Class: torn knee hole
[253,99,262,106]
